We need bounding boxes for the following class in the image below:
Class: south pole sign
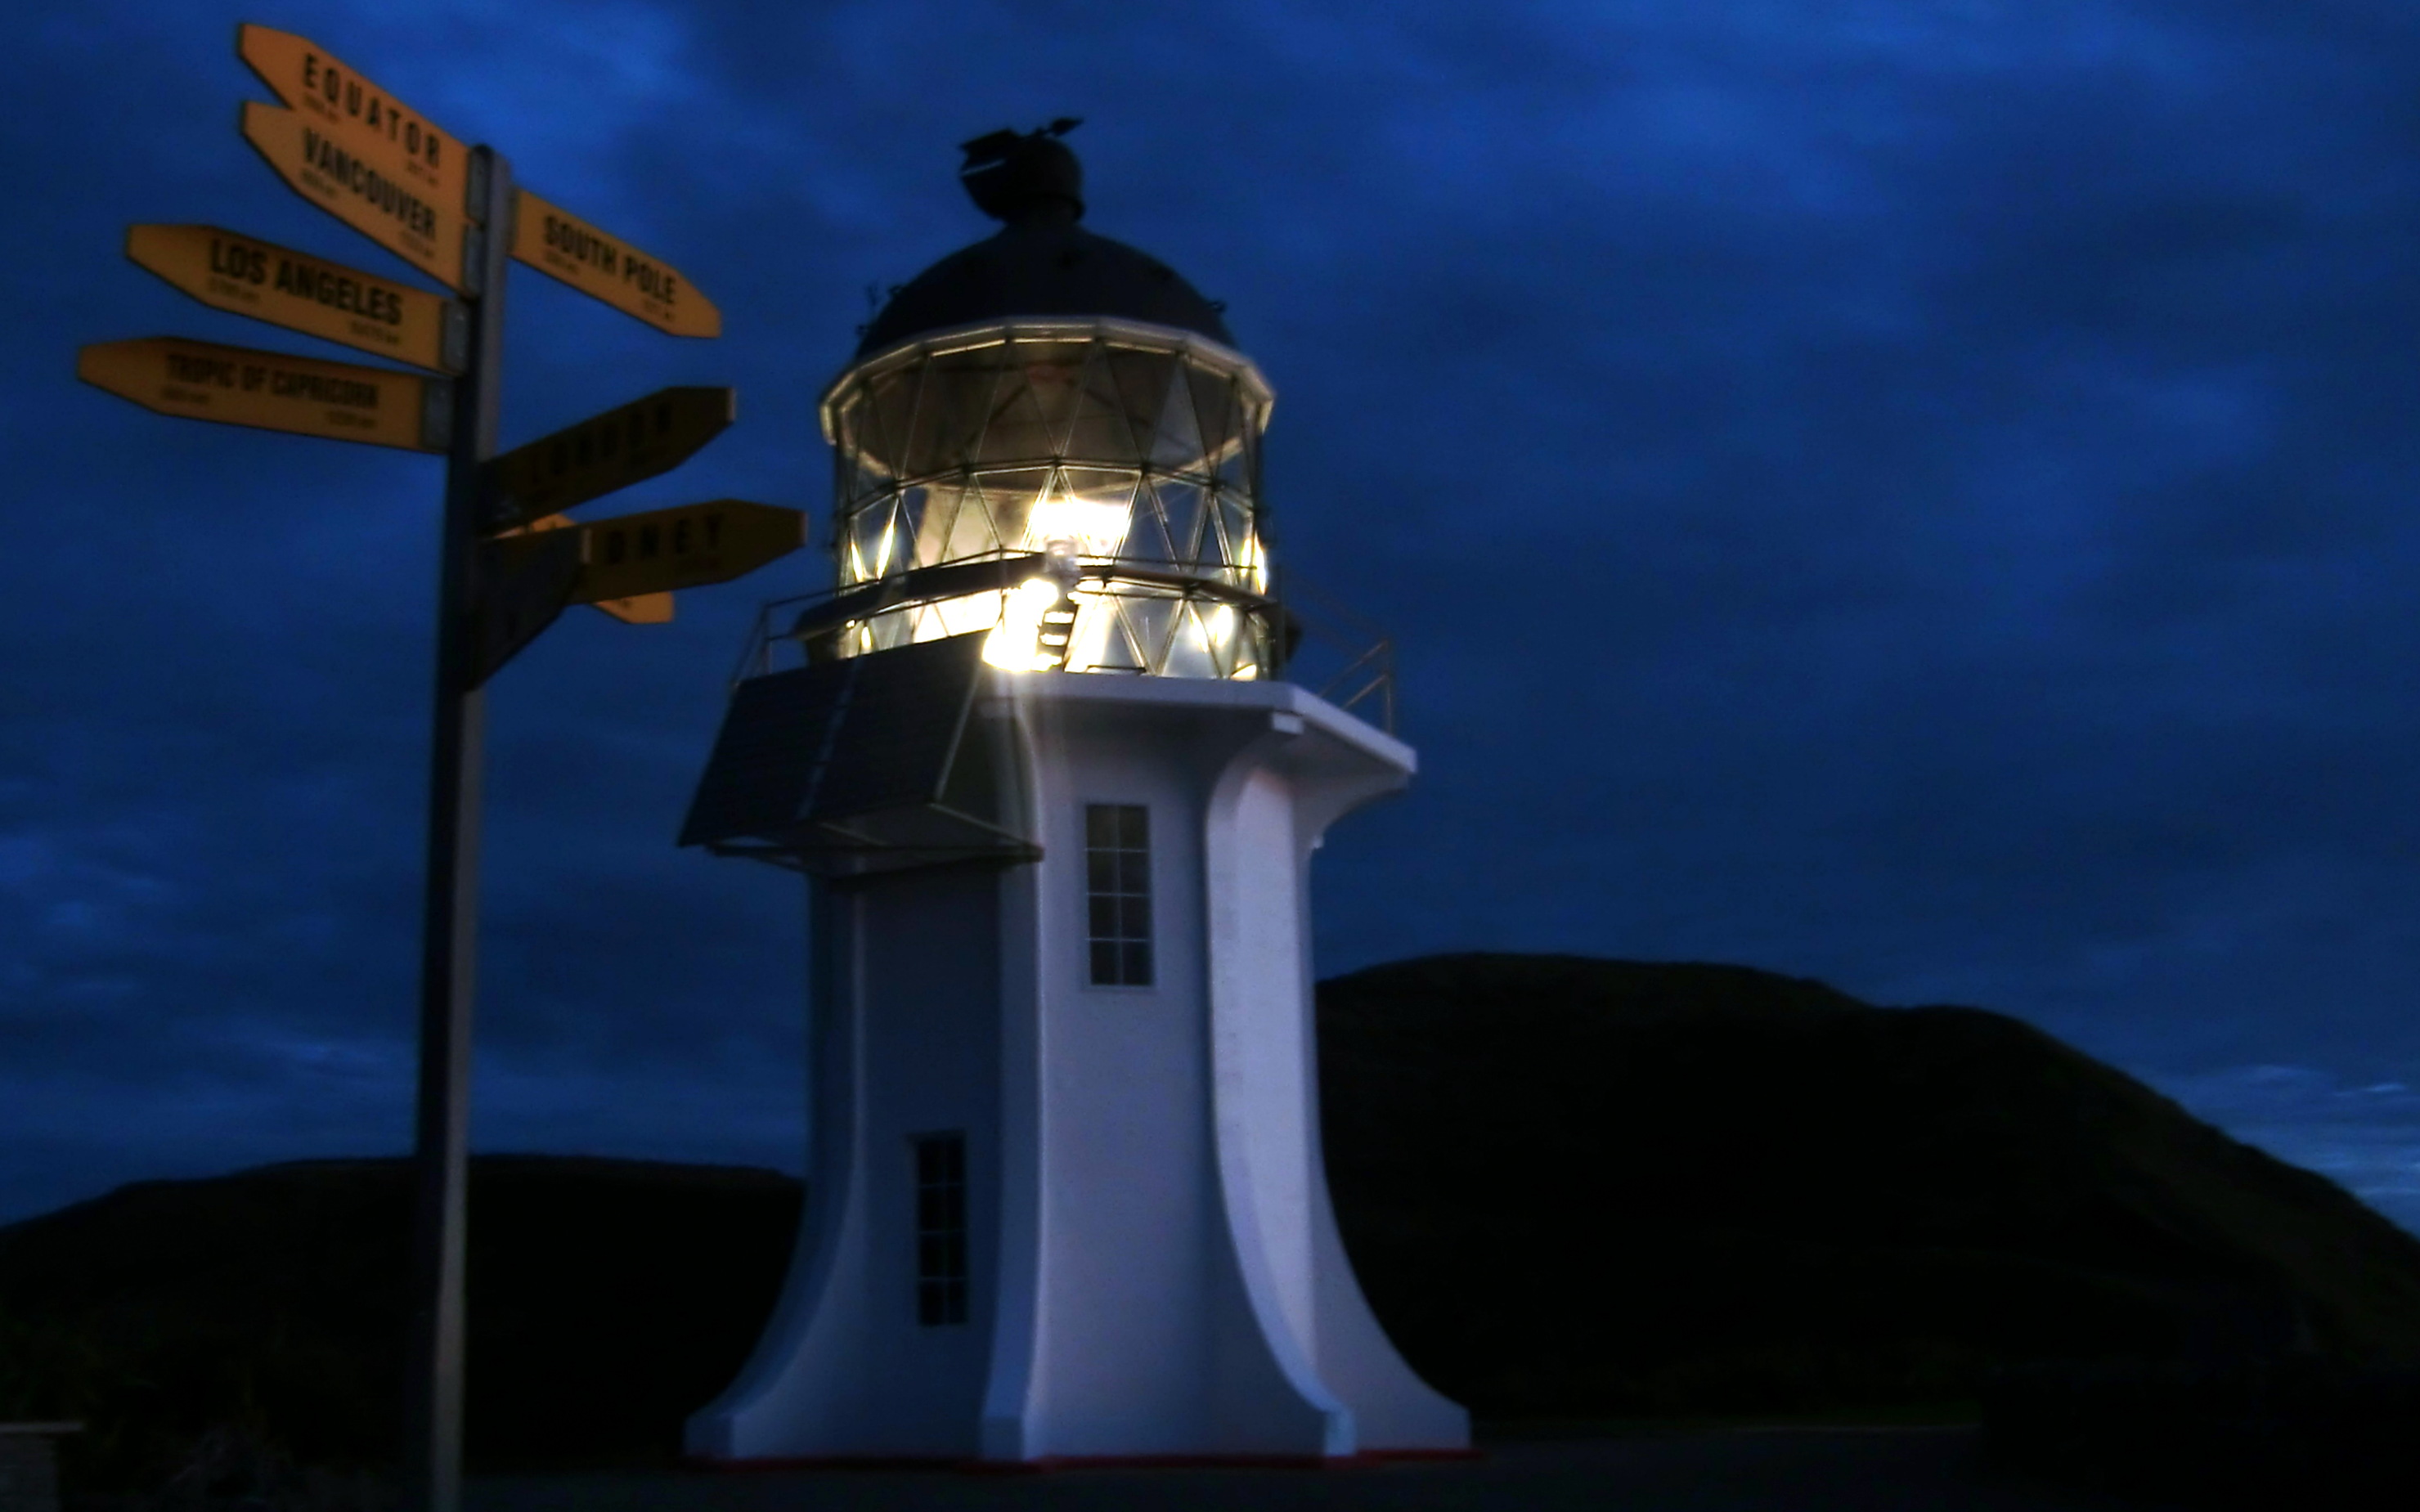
[73,24,797,1512]
[511,190,721,337]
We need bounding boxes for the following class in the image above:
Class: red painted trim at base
[688,1445,1486,1474]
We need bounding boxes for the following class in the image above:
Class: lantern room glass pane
[824,321,1276,680]
[1152,480,1207,565]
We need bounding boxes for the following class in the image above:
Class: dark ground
[459,1427,2160,1512]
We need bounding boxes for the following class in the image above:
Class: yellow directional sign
[593,593,675,623]
[126,225,464,373]
[483,386,734,530]
[242,101,470,291]
[496,513,675,623]
[237,23,469,216]
[511,190,720,338]
[472,528,584,686]
[572,500,805,603]
[78,336,450,452]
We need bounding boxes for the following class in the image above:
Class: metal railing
[730,557,1396,734]
[1273,568,1397,734]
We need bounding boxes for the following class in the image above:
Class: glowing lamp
[819,258,1278,676]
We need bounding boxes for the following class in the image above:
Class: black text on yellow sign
[237,23,469,215]
[510,189,720,338]
[77,336,451,452]
[569,500,805,603]
[482,386,735,529]
[496,514,676,624]
[126,225,465,374]
[241,101,469,291]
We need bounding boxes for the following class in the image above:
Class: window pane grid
[913,1133,968,1326]
[1084,803,1152,986]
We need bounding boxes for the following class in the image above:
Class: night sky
[9,2,2420,1237]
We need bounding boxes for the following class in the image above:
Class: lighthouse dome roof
[855,123,1236,358]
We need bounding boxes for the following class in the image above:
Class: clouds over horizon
[2151,1063,2420,1233]
[7,0,2420,1232]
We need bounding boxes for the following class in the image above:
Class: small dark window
[1084,804,1152,986]
[914,1133,968,1326]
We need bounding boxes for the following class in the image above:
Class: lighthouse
[676,124,1468,1464]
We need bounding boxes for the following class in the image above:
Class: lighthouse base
[685,671,1469,1464]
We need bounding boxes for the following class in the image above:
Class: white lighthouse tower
[677,125,1468,1465]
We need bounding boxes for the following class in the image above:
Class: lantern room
[822,321,1273,677]
[795,122,1282,681]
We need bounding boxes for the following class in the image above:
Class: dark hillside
[1317,953,2420,1417]
[9,953,2420,1488]
[0,1156,799,1487]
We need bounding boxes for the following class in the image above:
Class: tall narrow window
[914,1133,967,1326]
[1084,803,1152,986]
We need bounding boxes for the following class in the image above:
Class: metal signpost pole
[405,143,512,1512]
[85,30,765,1505]
[88,39,762,1501]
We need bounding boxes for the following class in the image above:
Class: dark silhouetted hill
[0,1155,799,1488]
[1317,953,2420,1418]
[8,953,2420,1489]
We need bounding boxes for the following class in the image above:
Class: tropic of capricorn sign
[77,335,450,451]
[74,25,805,1512]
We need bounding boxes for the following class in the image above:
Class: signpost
[481,385,735,529]
[595,593,675,624]
[241,100,474,292]
[495,500,804,619]
[511,190,722,337]
[237,23,469,210]
[569,499,806,603]
[127,225,465,372]
[77,336,450,451]
[470,527,585,686]
[402,142,510,1512]
[489,513,677,626]
[74,24,793,1512]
